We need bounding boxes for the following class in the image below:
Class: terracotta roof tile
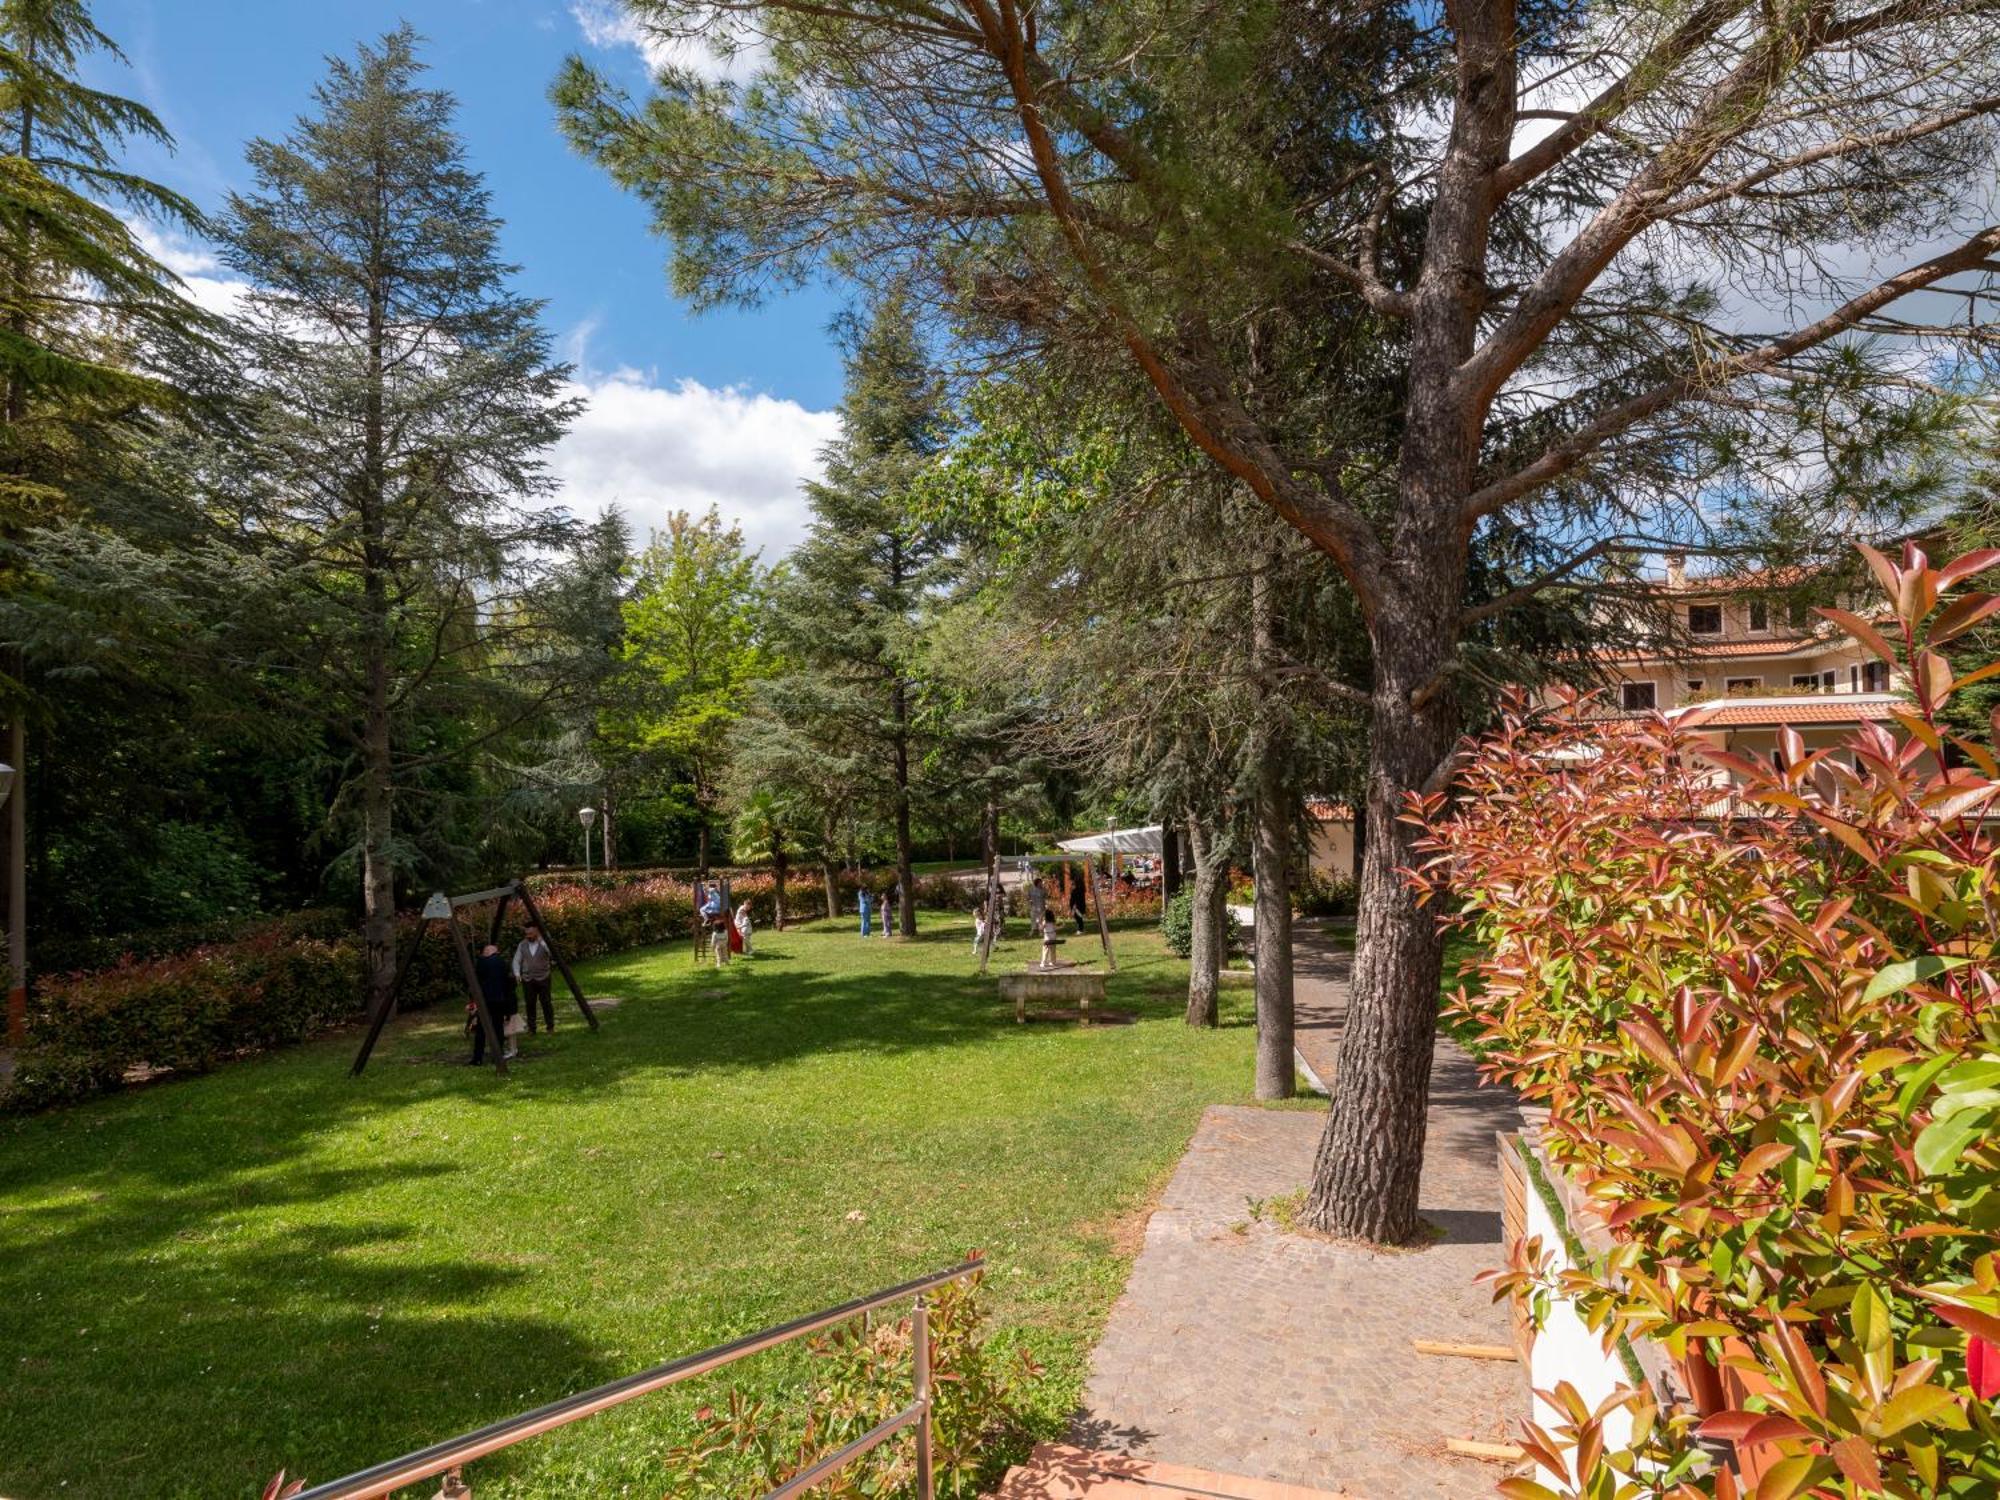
[1597,635,1835,661]
[1672,697,1902,728]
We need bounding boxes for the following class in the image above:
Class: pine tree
[0,0,214,1039]
[765,300,950,936]
[213,26,582,1016]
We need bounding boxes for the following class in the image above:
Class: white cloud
[132,222,251,320]
[568,0,769,83]
[550,368,837,558]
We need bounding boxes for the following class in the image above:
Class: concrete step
[992,1443,1358,1500]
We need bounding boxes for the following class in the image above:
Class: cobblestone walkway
[1075,936,1525,1498]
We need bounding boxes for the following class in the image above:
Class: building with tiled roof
[1577,552,1904,771]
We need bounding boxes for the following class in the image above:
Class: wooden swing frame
[976,855,1114,976]
[350,879,598,1077]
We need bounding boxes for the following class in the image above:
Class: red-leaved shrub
[1413,544,2000,1496]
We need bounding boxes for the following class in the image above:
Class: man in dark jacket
[470,941,519,1065]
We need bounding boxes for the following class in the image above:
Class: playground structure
[975,843,1125,977]
[350,879,598,1077]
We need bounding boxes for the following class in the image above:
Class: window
[1822,670,1836,691]
[1771,749,1785,771]
[1849,665,1860,692]
[1685,679,1704,695]
[1748,600,1768,632]
[1726,677,1762,694]
[1688,603,1723,635]
[1863,660,1890,692]
[1621,681,1657,712]
[1792,674,1820,692]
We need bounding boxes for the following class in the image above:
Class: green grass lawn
[0,916,1260,1499]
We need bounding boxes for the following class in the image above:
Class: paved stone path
[1075,935,1525,1498]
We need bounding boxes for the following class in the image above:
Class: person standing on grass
[1069,869,1089,935]
[513,923,555,1033]
[883,881,898,939]
[733,897,753,956]
[857,883,872,937]
[1039,908,1060,971]
[701,884,729,967]
[471,941,520,1063]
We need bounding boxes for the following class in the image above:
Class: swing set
[350,878,598,1077]
[975,854,1115,975]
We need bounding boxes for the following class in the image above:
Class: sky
[84,0,846,559]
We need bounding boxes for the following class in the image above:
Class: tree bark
[697,820,710,878]
[772,847,788,929]
[1162,826,1182,898]
[891,680,916,937]
[4,711,24,1046]
[1184,815,1223,1028]
[360,652,398,1020]
[821,859,838,921]
[981,797,1000,931]
[1249,551,1295,1098]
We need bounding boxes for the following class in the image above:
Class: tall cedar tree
[613,506,769,873]
[769,302,949,936]
[0,0,211,1038]
[219,27,580,1017]
[558,0,2000,1242]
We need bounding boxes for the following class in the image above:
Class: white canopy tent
[1054,825,1163,856]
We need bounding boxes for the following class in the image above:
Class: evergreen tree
[210,27,583,1015]
[765,300,951,936]
[0,0,214,1037]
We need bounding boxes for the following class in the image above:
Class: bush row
[6,871,823,1114]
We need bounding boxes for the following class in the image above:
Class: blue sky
[84,0,846,556]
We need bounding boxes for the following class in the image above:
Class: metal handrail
[290,1257,983,1500]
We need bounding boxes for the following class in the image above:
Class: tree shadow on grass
[0,1154,619,1499]
[0,924,1201,1497]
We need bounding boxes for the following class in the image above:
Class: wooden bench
[997,967,1108,1024]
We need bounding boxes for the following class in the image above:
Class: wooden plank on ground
[1412,1339,1517,1361]
[1446,1438,1527,1463]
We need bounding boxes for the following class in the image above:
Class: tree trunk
[1184,815,1222,1028]
[1251,769,1296,1097]
[1162,826,1182,898]
[773,848,788,929]
[1300,521,1462,1237]
[981,798,1000,931]
[1249,550,1295,1098]
[891,683,915,937]
[602,780,617,871]
[4,711,24,1045]
[822,860,838,921]
[360,651,398,1019]
[697,820,710,877]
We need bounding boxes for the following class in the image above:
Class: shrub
[6,873,801,1113]
[660,1267,1039,1499]
[916,872,979,911]
[1159,887,1239,959]
[1414,542,2000,1497]
[1292,869,1357,917]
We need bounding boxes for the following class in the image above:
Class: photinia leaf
[1865,955,1971,1002]
[1969,1336,2000,1402]
[1915,1110,1987,1177]
[1817,605,1898,664]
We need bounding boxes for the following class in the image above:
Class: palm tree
[729,788,796,929]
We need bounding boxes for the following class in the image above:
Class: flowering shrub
[1412,543,2000,1497]
[7,872,826,1113]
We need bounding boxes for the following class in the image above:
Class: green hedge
[5,872,826,1114]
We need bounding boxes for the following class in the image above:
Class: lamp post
[578,806,597,893]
